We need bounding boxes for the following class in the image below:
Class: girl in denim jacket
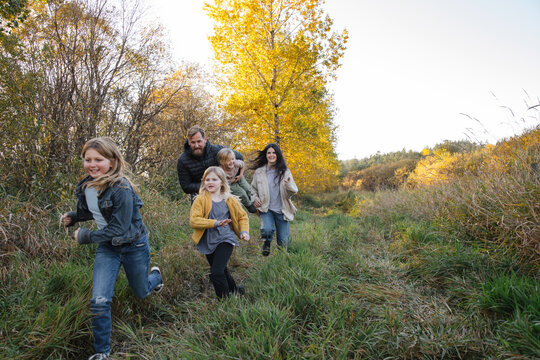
[61,137,163,360]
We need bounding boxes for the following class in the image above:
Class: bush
[343,158,418,191]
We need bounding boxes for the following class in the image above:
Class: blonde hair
[81,137,134,194]
[199,166,232,199]
[217,148,235,166]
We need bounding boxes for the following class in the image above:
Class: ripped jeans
[90,235,162,354]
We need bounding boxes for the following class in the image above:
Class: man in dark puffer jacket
[177,125,244,198]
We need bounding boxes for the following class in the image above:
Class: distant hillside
[340,149,421,174]
[340,140,483,191]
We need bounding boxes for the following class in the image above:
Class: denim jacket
[66,176,147,246]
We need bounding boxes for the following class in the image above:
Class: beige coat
[251,166,298,221]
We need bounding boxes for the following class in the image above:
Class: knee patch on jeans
[90,296,110,314]
[91,296,109,305]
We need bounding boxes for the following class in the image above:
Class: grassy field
[1,187,538,359]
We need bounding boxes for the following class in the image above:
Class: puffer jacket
[251,166,298,221]
[66,176,147,246]
[176,139,244,195]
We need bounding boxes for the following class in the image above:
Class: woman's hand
[217,219,232,227]
[283,176,291,184]
[253,199,262,208]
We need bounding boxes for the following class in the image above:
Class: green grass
[0,258,93,359]
[478,273,540,358]
[1,189,538,359]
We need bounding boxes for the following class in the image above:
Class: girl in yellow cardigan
[190,166,250,298]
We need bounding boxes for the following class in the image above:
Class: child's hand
[217,219,232,227]
[253,199,262,208]
[60,213,72,227]
[233,176,241,183]
[284,177,291,184]
[240,232,250,241]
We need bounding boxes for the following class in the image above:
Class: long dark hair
[250,143,288,183]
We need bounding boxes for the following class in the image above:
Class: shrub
[343,158,418,191]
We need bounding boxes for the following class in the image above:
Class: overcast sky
[148,0,540,159]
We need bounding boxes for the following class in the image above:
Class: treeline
[339,140,485,191]
[0,0,227,203]
[1,0,348,201]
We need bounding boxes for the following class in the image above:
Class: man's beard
[192,148,204,157]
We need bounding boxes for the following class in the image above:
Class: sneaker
[262,241,271,256]
[88,353,109,360]
[151,266,164,293]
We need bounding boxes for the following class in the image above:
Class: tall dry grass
[0,192,76,278]
[354,127,540,264]
[432,129,539,262]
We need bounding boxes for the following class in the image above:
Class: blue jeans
[90,235,161,354]
[259,210,290,247]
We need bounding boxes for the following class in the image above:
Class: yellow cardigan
[189,192,249,244]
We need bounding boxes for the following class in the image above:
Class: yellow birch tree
[205,0,347,191]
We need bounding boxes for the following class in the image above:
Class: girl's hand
[253,199,262,208]
[217,219,232,227]
[233,176,241,183]
[61,213,72,227]
[284,177,291,184]
[240,232,250,241]
[73,228,80,241]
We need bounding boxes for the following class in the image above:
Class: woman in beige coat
[250,143,298,256]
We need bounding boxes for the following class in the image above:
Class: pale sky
[148,0,540,160]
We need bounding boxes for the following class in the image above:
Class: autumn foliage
[342,158,418,191]
[205,0,348,191]
[347,127,540,262]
